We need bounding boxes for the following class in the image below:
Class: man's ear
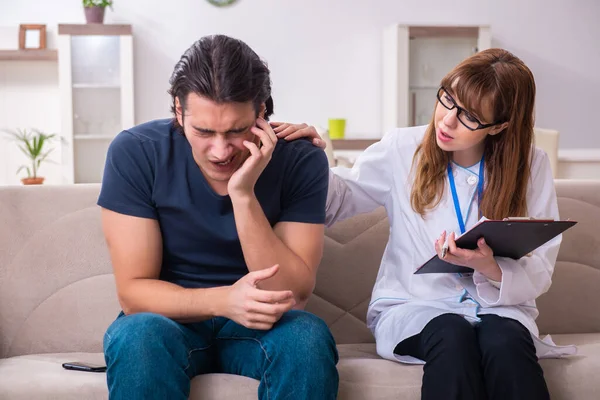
[175,97,184,127]
[488,121,509,136]
[258,103,266,119]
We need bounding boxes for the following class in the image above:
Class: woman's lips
[437,129,454,143]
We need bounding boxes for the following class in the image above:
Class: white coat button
[467,175,478,186]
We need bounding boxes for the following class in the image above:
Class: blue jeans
[103,310,339,400]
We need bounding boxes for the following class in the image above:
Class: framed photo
[19,24,47,50]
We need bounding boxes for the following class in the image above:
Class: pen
[441,236,449,259]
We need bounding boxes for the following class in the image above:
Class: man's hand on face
[223,265,296,330]
[227,118,277,200]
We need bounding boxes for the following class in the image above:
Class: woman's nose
[443,107,459,128]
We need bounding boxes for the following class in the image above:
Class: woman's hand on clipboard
[435,231,503,281]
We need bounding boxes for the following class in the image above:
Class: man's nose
[211,135,232,160]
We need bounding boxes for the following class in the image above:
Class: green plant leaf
[37,149,53,169]
[17,144,29,158]
[4,128,56,174]
[83,0,113,8]
[33,136,40,156]
[36,136,45,156]
[39,149,54,161]
[16,165,28,177]
[24,138,36,159]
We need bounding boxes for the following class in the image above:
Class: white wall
[1,0,598,159]
[490,0,600,149]
[0,60,61,185]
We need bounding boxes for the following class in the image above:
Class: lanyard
[447,156,485,234]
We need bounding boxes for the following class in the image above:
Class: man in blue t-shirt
[98,35,338,399]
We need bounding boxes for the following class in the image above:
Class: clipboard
[414,218,578,274]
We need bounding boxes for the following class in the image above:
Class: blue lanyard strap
[447,156,485,234]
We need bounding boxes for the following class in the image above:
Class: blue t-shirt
[97,119,329,289]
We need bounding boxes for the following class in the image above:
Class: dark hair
[169,35,274,130]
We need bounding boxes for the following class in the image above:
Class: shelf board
[331,139,379,150]
[409,26,479,39]
[58,24,132,36]
[73,83,120,89]
[0,49,58,61]
[74,134,115,140]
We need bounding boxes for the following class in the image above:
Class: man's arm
[102,209,295,328]
[228,118,328,307]
[232,197,324,307]
[102,208,225,322]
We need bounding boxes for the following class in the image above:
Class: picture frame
[18,24,47,50]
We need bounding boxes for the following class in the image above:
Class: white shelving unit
[72,83,121,89]
[58,24,134,184]
[382,25,491,133]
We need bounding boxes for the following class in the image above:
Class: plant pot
[21,177,45,185]
[84,6,106,24]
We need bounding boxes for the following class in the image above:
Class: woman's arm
[325,132,397,226]
[474,150,560,307]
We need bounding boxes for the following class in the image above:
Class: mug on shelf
[328,118,346,140]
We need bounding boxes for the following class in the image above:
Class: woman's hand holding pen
[435,231,503,281]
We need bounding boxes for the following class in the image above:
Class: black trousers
[394,313,550,400]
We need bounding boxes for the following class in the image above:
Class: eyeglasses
[436,87,504,131]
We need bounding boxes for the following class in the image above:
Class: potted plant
[3,128,56,185]
[83,0,113,24]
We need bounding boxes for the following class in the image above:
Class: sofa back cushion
[0,185,118,358]
[535,180,600,335]
[1,180,599,357]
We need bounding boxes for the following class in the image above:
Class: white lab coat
[326,125,577,364]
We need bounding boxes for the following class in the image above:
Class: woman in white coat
[274,48,575,400]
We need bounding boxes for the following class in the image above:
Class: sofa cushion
[536,191,600,334]
[0,352,258,400]
[338,334,600,400]
[0,352,108,400]
[0,186,118,358]
[1,333,598,400]
[3,182,600,357]
[541,333,600,400]
[336,344,421,399]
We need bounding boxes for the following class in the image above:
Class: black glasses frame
[436,87,505,131]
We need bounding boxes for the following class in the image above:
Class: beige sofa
[1,180,599,399]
